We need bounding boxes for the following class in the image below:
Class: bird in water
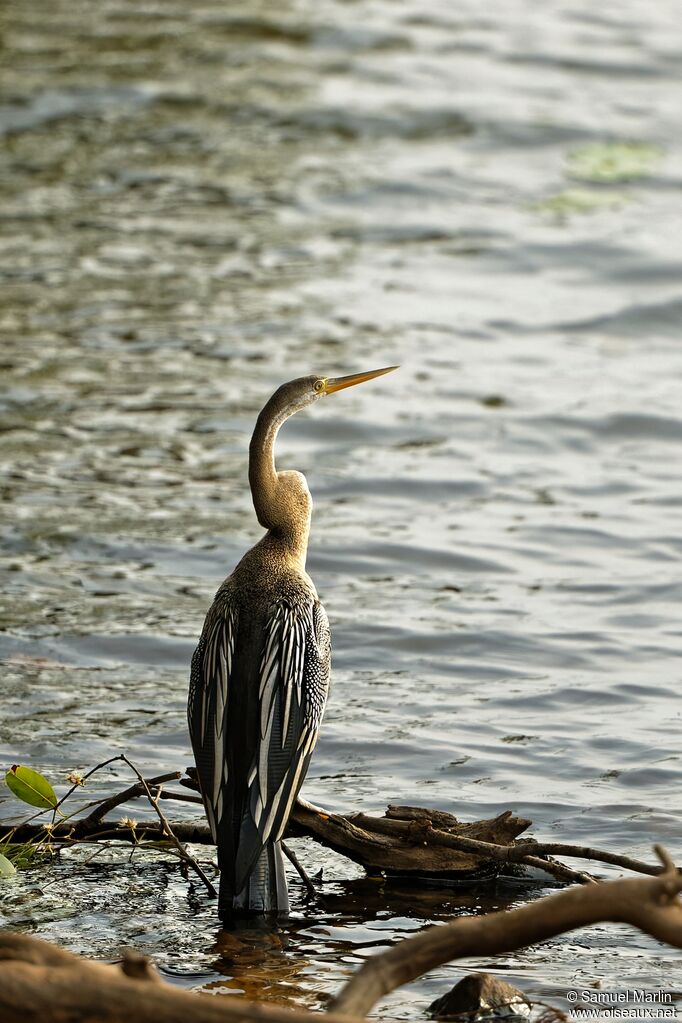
[188,366,397,918]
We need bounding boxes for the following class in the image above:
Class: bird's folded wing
[187,603,238,842]
[188,595,330,888]
[236,599,330,885]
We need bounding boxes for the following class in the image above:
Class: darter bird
[188,366,397,917]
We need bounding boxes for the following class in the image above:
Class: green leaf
[0,841,48,870]
[0,852,16,878]
[5,765,58,809]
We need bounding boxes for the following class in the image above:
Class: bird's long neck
[248,394,311,567]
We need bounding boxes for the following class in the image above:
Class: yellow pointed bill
[323,365,399,395]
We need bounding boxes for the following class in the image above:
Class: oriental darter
[188,367,397,917]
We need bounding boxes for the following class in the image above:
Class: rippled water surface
[1,0,681,1015]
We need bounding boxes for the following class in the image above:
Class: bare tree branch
[157,790,204,805]
[329,846,682,1017]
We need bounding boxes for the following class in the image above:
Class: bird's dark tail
[219,841,289,918]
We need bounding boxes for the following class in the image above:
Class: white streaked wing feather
[281,677,293,748]
[216,648,228,736]
[273,754,307,842]
[213,721,223,805]
[300,726,318,759]
[260,635,280,698]
[258,708,275,807]
[260,661,278,738]
[280,620,294,686]
[193,606,237,827]
[248,599,327,846]
[253,791,264,828]
[205,801,217,843]
[261,771,289,842]
[200,685,208,744]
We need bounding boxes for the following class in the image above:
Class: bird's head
[273,365,399,416]
[250,365,398,547]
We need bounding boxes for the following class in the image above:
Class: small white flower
[118,817,138,830]
[66,770,84,787]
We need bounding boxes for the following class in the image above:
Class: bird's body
[188,368,396,917]
[188,535,330,915]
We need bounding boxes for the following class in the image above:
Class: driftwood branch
[0,849,680,1023]
[2,763,672,893]
[0,817,211,846]
[80,772,182,826]
[0,931,354,1023]
[330,844,682,1016]
[1,776,671,888]
[288,799,534,876]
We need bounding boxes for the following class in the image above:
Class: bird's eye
[313,379,325,393]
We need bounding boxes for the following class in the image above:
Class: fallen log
[288,799,533,876]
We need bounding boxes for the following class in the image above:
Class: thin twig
[118,756,216,899]
[380,808,667,879]
[0,820,212,846]
[403,825,596,883]
[518,854,595,885]
[157,790,203,805]
[80,773,182,826]
[508,841,666,877]
[395,825,593,884]
[54,755,126,813]
[282,842,317,900]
